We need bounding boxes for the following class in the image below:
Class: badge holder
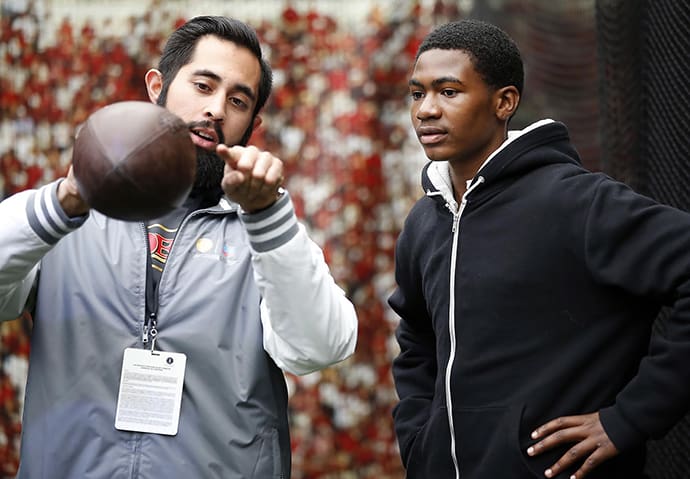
[115,326,187,435]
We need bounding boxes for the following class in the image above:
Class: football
[72,101,196,221]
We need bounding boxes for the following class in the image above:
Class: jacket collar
[423,119,571,205]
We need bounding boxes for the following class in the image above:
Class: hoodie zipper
[445,176,484,479]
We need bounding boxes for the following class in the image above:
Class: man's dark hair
[156,15,273,119]
[416,19,524,96]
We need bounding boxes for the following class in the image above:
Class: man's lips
[417,126,447,145]
[190,129,217,149]
[186,120,224,150]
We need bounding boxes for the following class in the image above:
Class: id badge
[115,347,187,435]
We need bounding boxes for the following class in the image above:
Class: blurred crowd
[0,0,450,477]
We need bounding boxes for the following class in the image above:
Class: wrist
[57,179,89,217]
[240,189,298,252]
[242,188,284,214]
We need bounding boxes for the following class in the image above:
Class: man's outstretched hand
[218,144,284,213]
[527,412,619,479]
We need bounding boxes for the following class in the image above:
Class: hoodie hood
[422,119,581,205]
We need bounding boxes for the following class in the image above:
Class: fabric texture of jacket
[389,119,690,478]
[0,182,357,479]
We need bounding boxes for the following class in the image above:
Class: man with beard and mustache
[0,16,357,479]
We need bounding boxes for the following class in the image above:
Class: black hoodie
[390,120,690,478]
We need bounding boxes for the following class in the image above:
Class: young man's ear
[145,69,164,105]
[495,86,520,121]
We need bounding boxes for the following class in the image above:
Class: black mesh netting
[595,0,643,187]
[596,0,690,477]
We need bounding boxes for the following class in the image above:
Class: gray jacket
[0,181,357,478]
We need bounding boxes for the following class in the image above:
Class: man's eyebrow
[192,69,256,102]
[408,76,464,88]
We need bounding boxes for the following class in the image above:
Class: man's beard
[186,120,226,193]
[193,146,225,192]
[190,122,254,194]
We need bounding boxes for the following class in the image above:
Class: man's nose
[204,93,226,122]
[416,94,441,119]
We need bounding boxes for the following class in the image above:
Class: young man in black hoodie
[389,19,690,479]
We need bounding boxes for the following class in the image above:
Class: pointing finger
[216,144,247,171]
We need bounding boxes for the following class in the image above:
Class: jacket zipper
[141,208,219,346]
[445,176,484,479]
[140,221,153,346]
[132,206,236,479]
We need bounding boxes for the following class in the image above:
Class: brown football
[72,101,196,221]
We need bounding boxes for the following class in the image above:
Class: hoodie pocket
[454,404,540,478]
[404,406,455,478]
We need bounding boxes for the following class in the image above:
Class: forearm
[600,288,690,451]
[392,318,437,460]
[241,191,357,375]
[585,181,690,449]
[0,181,87,320]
